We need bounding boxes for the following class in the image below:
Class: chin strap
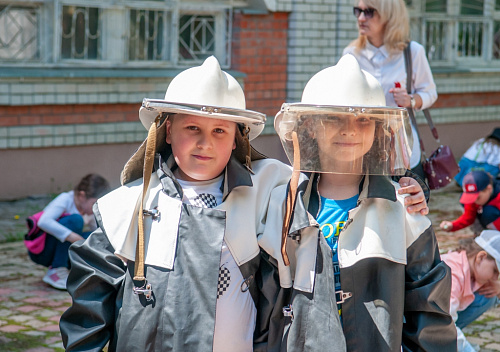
[281,131,301,266]
[134,115,160,285]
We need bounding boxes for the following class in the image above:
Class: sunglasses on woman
[353,7,376,19]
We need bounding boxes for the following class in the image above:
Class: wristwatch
[410,95,416,109]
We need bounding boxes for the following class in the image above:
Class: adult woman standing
[343,0,437,178]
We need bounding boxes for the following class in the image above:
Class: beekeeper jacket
[298,173,458,352]
[59,153,334,352]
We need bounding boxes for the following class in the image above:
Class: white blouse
[343,41,438,167]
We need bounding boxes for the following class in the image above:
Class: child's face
[314,114,375,172]
[473,251,499,286]
[166,114,237,181]
[475,185,493,206]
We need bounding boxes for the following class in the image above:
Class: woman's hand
[439,221,453,232]
[398,177,428,215]
[389,87,411,108]
[66,232,85,243]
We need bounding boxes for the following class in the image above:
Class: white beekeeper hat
[274,54,413,175]
[122,56,266,185]
[139,55,265,141]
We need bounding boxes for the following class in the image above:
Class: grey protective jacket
[296,173,457,352]
[60,154,344,351]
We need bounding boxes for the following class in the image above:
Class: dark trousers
[29,214,90,269]
[478,205,500,229]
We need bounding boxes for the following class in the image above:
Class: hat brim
[460,192,479,204]
[139,99,265,141]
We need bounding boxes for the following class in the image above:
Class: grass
[0,195,53,244]
[0,332,65,352]
[2,231,25,243]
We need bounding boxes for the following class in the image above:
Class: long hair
[294,117,388,174]
[350,0,410,54]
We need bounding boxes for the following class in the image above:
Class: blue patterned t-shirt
[316,194,359,315]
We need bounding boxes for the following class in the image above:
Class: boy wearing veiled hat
[59,56,428,351]
[59,56,293,351]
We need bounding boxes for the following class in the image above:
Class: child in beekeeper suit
[268,54,457,351]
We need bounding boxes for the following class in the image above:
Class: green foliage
[0,332,65,352]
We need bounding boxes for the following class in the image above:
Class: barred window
[0,0,232,67]
[178,10,231,66]
[128,9,171,61]
[0,5,39,61]
[61,6,101,60]
[408,0,500,65]
[179,14,216,62]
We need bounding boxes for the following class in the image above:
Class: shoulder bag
[403,43,460,190]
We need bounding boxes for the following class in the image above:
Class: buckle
[143,207,160,221]
[282,304,294,321]
[335,290,352,304]
[133,281,153,301]
[288,233,301,241]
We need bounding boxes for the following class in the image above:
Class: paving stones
[1,188,500,351]
[0,241,69,352]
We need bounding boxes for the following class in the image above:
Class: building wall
[232,11,289,119]
[0,144,139,199]
[0,10,291,200]
[1,1,499,199]
[0,73,170,199]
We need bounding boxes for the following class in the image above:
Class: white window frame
[0,2,43,63]
[0,0,234,68]
[408,0,500,67]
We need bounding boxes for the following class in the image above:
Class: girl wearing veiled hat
[271,54,456,351]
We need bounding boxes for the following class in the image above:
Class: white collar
[365,41,390,61]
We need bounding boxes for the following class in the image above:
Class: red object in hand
[394,82,402,106]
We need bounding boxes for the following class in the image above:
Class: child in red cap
[441,170,500,232]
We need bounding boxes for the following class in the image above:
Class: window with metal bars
[0,1,232,68]
[0,5,39,61]
[407,0,500,65]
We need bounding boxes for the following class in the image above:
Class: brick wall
[231,12,288,118]
[433,92,500,108]
[0,103,145,149]
[0,103,138,127]
[286,0,345,103]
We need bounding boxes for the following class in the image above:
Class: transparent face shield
[275,104,413,175]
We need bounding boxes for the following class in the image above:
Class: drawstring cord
[281,131,301,266]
